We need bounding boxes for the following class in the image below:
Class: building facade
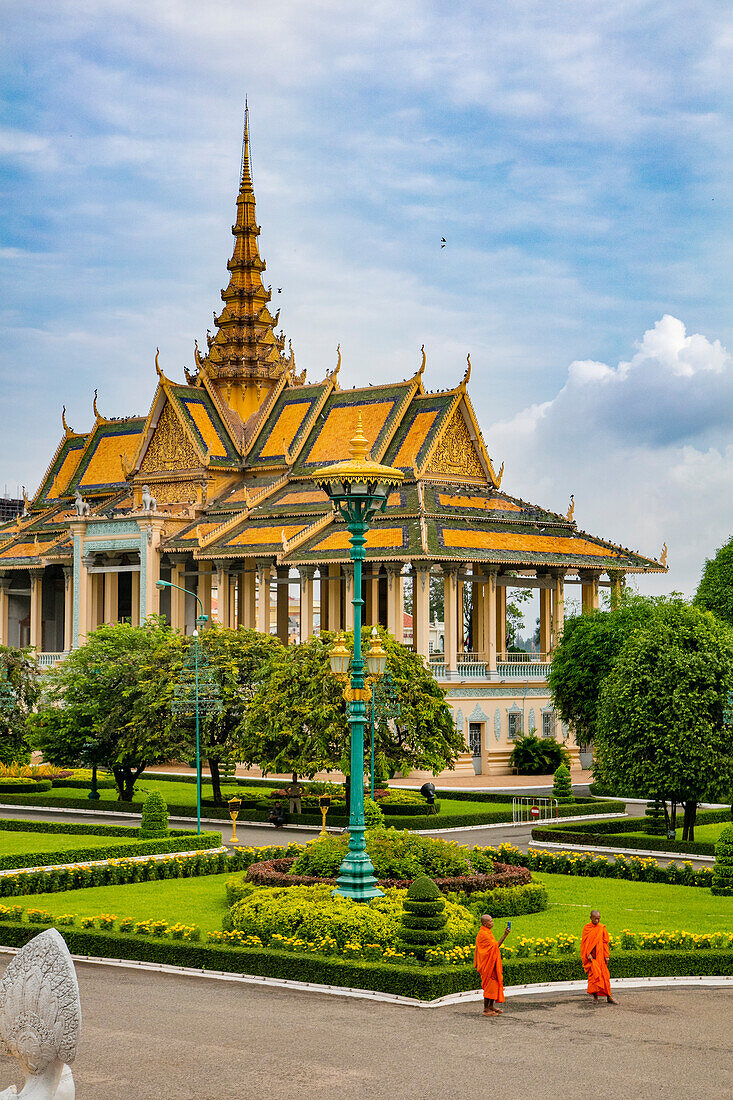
[0,113,665,773]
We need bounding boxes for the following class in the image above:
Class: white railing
[497,660,551,679]
[36,651,69,668]
[512,796,559,824]
[429,652,550,680]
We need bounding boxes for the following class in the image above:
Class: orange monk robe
[581,922,612,997]
[474,926,505,1003]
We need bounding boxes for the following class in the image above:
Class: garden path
[1,962,726,1100]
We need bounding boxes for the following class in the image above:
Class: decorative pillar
[551,571,565,651]
[442,565,458,674]
[343,565,355,630]
[539,578,552,655]
[170,562,186,631]
[495,580,507,659]
[413,566,431,660]
[240,569,255,629]
[473,571,484,659]
[103,571,118,625]
[276,566,290,643]
[580,570,601,614]
[88,574,102,634]
[256,559,271,634]
[299,566,315,642]
[197,562,212,626]
[366,566,380,626]
[393,567,404,643]
[608,569,625,609]
[130,570,140,629]
[214,561,230,627]
[0,575,10,647]
[29,570,43,651]
[328,564,341,631]
[138,518,165,626]
[61,567,73,650]
[385,564,401,639]
[228,571,237,628]
[456,577,464,653]
[485,569,498,674]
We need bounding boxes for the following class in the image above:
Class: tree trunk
[682,800,697,842]
[662,799,671,836]
[113,765,144,802]
[209,757,222,805]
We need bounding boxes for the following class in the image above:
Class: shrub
[397,876,448,959]
[363,798,385,829]
[139,791,169,839]
[552,765,574,803]
[712,825,733,896]
[0,778,53,793]
[461,882,548,919]
[510,735,570,775]
[644,797,667,836]
[291,828,473,880]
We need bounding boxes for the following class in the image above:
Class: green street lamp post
[318,416,404,901]
[157,579,220,835]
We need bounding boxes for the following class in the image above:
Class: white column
[413,566,431,660]
[551,572,565,651]
[608,569,625,609]
[256,560,271,634]
[62,567,73,651]
[385,564,400,639]
[539,580,552,656]
[328,564,341,631]
[0,575,10,647]
[495,581,507,659]
[456,577,464,653]
[139,517,164,625]
[214,561,230,627]
[29,570,43,651]
[343,564,355,631]
[442,565,458,674]
[485,569,497,674]
[299,566,315,641]
[103,571,118,625]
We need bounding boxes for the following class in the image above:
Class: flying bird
[441,237,446,248]
[277,288,282,293]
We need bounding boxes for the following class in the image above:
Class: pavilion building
[0,112,665,773]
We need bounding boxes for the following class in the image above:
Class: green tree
[594,602,733,841]
[239,627,464,778]
[548,593,661,748]
[185,627,282,804]
[31,618,187,801]
[695,536,733,627]
[0,645,41,765]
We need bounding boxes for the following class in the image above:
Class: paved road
[0,963,728,1100]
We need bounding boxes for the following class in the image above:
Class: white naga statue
[0,929,81,1099]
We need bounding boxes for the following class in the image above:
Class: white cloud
[489,317,733,597]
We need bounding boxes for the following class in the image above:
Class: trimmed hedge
[244,856,532,894]
[0,779,52,793]
[0,918,730,1000]
[487,841,713,887]
[461,882,548,918]
[0,818,195,839]
[0,826,222,873]
[531,809,730,857]
[52,778,117,790]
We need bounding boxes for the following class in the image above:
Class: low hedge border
[243,856,531,893]
[0,791,625,830]
[0,829,222,874]
[531,809,730,857]
[0,920,730,1000]
[487,841,713,887]
[0,780,52,794]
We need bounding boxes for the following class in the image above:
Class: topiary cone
[552,764,574,803]
[397,875,448,960]
[139,790,170,839]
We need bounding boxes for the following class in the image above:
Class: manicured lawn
[0,831,144,857]
[1,778,260,809]
[25,873,232,932]
[15,868,733,939]
[621,822,728,846]
[507,873,733,939]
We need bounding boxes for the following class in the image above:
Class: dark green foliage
[0,779,51,793]
[595,601,733,840]
[509,734,570,775]
[462,883,548,919]
[139,791,169,839]
[398,876,447,959]
[548,594,659,746]
[695,536,733,627]
[712,825,733,896]
[0,645,42,764]
[552,765,574,802]
[644,798,667,836]
[239,627,464,779]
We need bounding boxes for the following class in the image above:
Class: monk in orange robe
[474,914,511,1016]
[581,910,618,1004]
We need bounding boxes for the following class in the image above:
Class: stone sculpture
[72,490,90,518]
[0,929,81,1098]
[141,485,157,513]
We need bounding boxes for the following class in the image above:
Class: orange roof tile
[259,402,312,459]
[442,529,612,557]
[392,410,440,468]
[183,400,229,458]
[227,524,309,547]
[314,527,405,551]
[438,493,522,513]
[306,402,394,464]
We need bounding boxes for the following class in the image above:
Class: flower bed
[243,856,531,894]
[531,808,731,857]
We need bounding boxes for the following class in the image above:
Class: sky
[1,0,732,597]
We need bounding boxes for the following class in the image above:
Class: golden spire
[202,102,291,420]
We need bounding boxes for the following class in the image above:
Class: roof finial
[93,389,100,419]
[420,344,426,376]
[461,353,472,390]
[330,344,342,389]
[240,98,252,188]
[660,542,668,568]
[566,494,575,522]
[155,347,163,379]
[61,405,70,435]
[496,461,504,488]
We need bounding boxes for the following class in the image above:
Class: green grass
[622,823,728,846]
[15,867,733,939]
[0,831,144,857]
[25,873,232,931]
[505,873,733,938]
[3,778,261,809]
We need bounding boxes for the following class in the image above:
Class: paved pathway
[1,963,727,1100]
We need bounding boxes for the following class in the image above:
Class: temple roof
[66,415,146,498]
